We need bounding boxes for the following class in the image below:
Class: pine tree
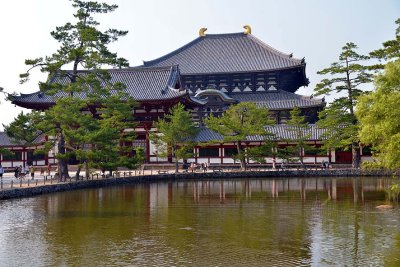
[205,102,274,170]
[370,18,400,68]
[8,1,134,180]
[315,42,373,168]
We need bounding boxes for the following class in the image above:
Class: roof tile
[12,66,186,106]
[232,90,324,110]
[143,33,304,74]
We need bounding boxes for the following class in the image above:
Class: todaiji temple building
[1,26,371,169]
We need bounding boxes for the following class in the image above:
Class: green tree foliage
[315,42,373,168]
[6,0,135,180]
[3,111,42,145]
[285,107,312,163]
[247,143,275,164]
[370,18,400,68]
[356,60,400,170]
[150,103,198,173]
[205,102,273,170]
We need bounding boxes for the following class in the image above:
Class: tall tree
[315,42,373,168]
[356,60,400,170]
[285,107,312,164]
[9,0,132,180]
[205,102,273,170]
[370,18,400,68]
[150,103,198,173]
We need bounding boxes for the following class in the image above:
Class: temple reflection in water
[147,177,389,206]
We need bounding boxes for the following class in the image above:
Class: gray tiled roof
[0,132,45,147]
[232,90,324,110]
[12,66,187,106]
[194,124,326,143]
[0,132,24,146]
[262,124,326,141]
[143,33,304,74]
[194,127,224,142]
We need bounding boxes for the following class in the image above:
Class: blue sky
[0,0,399,130]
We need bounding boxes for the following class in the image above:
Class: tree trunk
[75,165,81,181]
[173,145,179,173]
[299,147,304,164]
[352,142,361,169]
[85,161,89,179]
[57,133,70,181]
[236,141,246,171]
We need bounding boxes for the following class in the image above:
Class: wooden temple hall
[2,26,369,168]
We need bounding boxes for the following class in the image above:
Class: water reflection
[0,177,399,266]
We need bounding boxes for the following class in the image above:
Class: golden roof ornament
[199,27,207,37]
[243,25,252,35]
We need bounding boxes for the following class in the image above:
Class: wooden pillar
[220,144,223,164]
[145,125,151,163]
[328,149,332,163]
[22,148,25,167]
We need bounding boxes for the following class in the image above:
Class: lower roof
[194,124,326,143]
[232,90,324,110]
[11,66,188,109]
[0,132,45,147]
[0,132,19,146]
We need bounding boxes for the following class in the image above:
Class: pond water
[0,177,399,266]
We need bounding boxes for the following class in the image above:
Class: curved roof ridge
[142,33,251,66]
[128,65,178,71]
[202,32,245,38]
[143,37,203,66]
[247,34,303,63]
[58,65,176,74]
[140,31,306,75]
[18,92,41,97]
[143,32,303,66]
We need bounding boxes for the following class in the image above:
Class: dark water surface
[0,177,399,266]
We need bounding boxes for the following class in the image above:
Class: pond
[0,177,399,266]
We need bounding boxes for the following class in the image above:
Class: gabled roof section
[232,90,324,110]
[12,66,187,108]
[143,33,305,74]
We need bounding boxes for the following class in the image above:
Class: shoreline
[0,168,395,201]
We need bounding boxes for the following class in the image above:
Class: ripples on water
[0,177,399,266]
